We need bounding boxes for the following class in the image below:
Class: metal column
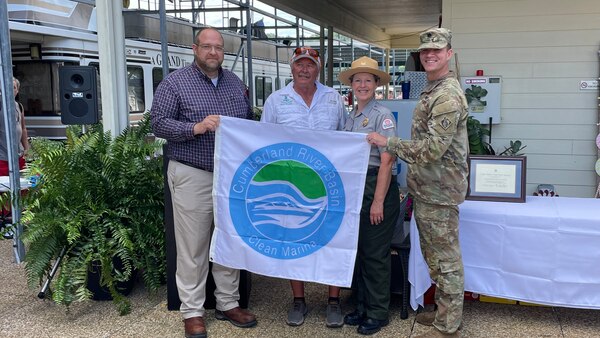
[244,0,254,107]
[319,26,325,84]
[327,26,333,87]
[159,0,169,79]
[0,1,25,262]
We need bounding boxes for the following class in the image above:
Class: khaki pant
[167,160,240,319]
[414,200,464,334]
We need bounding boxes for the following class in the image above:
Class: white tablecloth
[409,196,600,310]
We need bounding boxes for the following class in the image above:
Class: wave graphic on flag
[246,160,328,242]
[248,181,327,241]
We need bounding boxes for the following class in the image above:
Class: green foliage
[497,140,527,156]
[21,113,166,315]
[466,116,494,155]
[252,106,263,121]
[466,117,526,156]
[465,85,488,106]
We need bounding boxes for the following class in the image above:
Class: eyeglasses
[293,47,319,58]
[197,44,225,53]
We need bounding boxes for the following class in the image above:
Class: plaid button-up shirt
[151,63,253,172]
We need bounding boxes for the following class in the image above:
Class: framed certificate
[466,155,527,203]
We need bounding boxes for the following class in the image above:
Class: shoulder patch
[382,118,394,130]
[440,117,452,130]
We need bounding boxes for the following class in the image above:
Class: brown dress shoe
[183,316,207,338]
[215,306,257,328]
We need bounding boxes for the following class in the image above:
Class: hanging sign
[461,76,502,124]
[579,80,598,90]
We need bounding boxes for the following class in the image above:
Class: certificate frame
[466,155,527,203]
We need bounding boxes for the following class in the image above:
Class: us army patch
[382,118,394,130]
[440,117,452,130]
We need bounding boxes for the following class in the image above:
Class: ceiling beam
[390,34,421,49]
[260,0,391,49]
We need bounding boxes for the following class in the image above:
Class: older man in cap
[367,28,468,338]
[260,46,347,328]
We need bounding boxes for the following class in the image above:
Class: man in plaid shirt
[151,27,256,338]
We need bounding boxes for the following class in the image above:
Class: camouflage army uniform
[344,99,400,321]
[386,71,468,334]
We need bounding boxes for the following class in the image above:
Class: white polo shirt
[261,81,346,131]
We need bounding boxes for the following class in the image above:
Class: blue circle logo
[229,142,345,259]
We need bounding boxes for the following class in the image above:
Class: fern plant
[22,113,166,315]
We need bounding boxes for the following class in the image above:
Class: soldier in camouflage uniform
[367,28,468,338]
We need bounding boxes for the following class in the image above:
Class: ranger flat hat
[338,56,391,86]
[418,28,452,51]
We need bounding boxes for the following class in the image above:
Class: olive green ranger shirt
[386,71,469,206]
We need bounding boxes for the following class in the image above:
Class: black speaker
[59,66,99,125]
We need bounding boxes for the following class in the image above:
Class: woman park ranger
[338,56,400,335]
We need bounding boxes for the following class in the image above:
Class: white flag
[210,116,370,287]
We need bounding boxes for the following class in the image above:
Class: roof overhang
[260,0,441,49]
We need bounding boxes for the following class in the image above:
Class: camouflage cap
[418,28,452,51]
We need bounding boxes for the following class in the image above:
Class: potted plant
[467,116,526,157]
[467,116,494,155]
[465,85,488,113]
[22,113,166,315]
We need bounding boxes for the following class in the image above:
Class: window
[255,76,273,107]
[127,66,145,113]
[14,62,75,116]
[89,63,146,114]
[152,68,176,94]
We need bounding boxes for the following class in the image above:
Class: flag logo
[229,142,345,259]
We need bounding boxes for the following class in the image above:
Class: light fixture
[29,43,42,60]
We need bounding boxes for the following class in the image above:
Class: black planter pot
[87,258,136,301]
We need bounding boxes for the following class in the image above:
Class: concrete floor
[1,238,599,338]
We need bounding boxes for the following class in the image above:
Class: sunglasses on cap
[293,47,319,58]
